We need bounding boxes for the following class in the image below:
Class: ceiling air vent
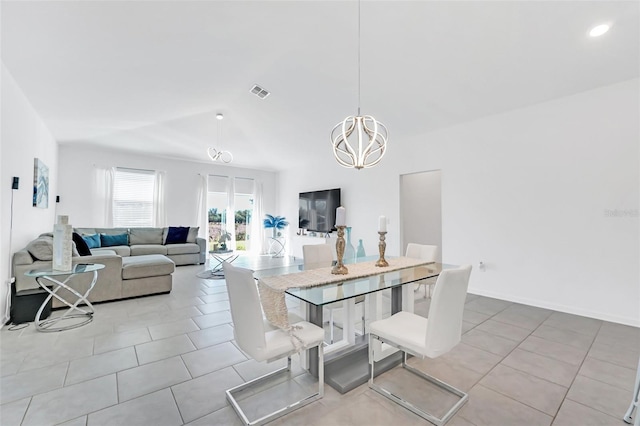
[250,84,270,99]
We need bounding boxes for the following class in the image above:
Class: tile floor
[1,256,638,426]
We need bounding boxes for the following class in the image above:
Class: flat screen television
[299,188,341,233]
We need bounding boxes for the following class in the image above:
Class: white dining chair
[624,356,640,426]
[303,244,365,342]
[222,262,325,426]
[368,265,472,426]
[406,243,438,298]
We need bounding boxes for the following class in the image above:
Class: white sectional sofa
[11,227,206,312]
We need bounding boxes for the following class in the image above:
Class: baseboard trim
[468,286,640,327]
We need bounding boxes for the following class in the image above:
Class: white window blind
[113,168,155,227]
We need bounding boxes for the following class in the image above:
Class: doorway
[399,170,442,260]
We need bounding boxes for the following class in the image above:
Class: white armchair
[222,262,325,426]
[368,264,472,426]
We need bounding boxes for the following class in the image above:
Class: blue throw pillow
[165,226,189,244]
[100,233,129,247]
[82,233,101,249]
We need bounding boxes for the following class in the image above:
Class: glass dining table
[254,257,457,393]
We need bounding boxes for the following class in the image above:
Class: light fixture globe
[329,0,388,170]
[207,147,233,164]
[331,115,388,169]
[207,112,233,164]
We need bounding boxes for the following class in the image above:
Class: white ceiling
[2,1,638,172]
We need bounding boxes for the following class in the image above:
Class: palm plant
[263,214,289,238]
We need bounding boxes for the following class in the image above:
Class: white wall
[57,145,277,229]
[278,78,639,326]
[1,64,59,325]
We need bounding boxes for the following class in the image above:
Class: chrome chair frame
[368,333,468,426]
[226,349,324,426]
[623,356,640,426]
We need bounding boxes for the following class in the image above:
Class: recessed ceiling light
[216,113,224,120]
[589,24,610,37]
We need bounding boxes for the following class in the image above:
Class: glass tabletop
[25,263,105,277]
[255,257,458,306]
[253,255,379,279]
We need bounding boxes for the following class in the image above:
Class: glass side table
[268,237,286,258]
[25,263,105,332]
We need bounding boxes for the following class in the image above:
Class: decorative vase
[356,239,366,258]
[344,226,356,264]
[53,215,73,271]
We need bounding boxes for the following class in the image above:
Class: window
[206,175,255,253]
[234,178,254,252]
[113,168,155,227]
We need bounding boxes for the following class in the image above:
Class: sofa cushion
[130,245,168,256]
[26,236,54,261]
[75,228,97,236]
[129,228,163,245]
[96,228,129,236]
[166,227,189,244]
[165,243,200,255]
[13,250,35,266]
[92,246,131,256]
[72,232,92,256]
[122,255,175,279]
[82,234,101,249]
[187,227,199,243]
[90,249,118,256]
[100,233,129,247]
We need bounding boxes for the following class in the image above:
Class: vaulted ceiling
[2,1,638,171]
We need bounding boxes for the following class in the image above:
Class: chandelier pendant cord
[358,0,361,117]
[329,0,388,170]
[208,113,233,164]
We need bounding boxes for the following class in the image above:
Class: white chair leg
[329,308,334,344]
[226,351,324,426]
[368,334,468,426]
[624,357,640,425]
[361,302,366,335]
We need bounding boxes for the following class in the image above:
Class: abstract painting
[33,158,49,208]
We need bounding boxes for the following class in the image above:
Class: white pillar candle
[378,215,387,232]
[335,206,346,227]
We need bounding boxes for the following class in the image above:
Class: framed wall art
[33,158,49,208]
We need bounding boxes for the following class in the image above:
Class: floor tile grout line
[18,396,33,426]
[537,320,602,339]
[168,385,186,425]
[458,307,559,421]
[549,320,602,425]
[563,392,629,420]
[464,383,557,421]
[576,367,638,393]
[513,344,586,368]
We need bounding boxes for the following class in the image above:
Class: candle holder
[375,231,389,267]
[332,226,349,275]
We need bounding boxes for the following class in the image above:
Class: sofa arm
[12,249,34,267]
[13,254,123,296]
[196,237,207,264]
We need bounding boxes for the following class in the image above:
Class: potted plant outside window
[218,231,231,251]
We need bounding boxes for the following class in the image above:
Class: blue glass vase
[356,239,366,258]
[344,227,356,264]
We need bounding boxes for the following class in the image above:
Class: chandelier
[330,0,388,170]
[208,113,233,164]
